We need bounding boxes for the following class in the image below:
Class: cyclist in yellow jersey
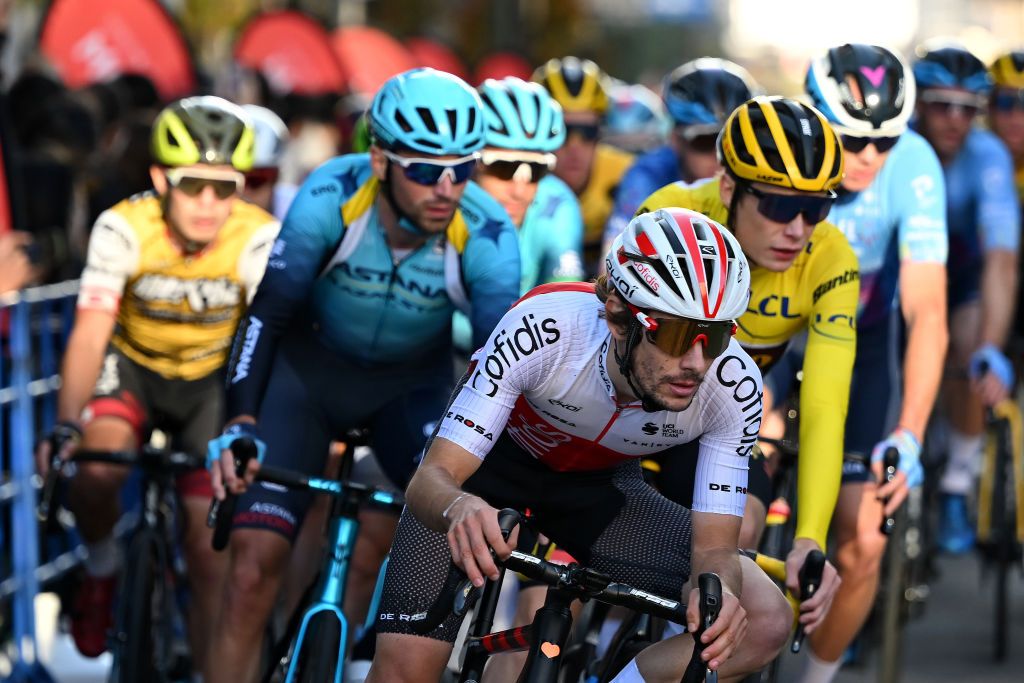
[637,96,853,614]
[533,56,634,275]
[36,96,279,673]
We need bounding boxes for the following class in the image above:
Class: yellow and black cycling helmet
[990,50,1024,90]
[718,96,844,192]
[151,95,256,171]
[532,56,610,115]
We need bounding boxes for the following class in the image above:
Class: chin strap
[613,318,660,413]
[381,163,429,236]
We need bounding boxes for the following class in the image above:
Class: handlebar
[681,572,722,683]
[880,446,899,536]
[207,439,257,551]
[790,550,826,653]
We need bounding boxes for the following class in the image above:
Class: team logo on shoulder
[446,412,493,440]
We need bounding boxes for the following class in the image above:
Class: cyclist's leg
[537,461,790,679]
[801,314,901,677]
[208,336,334,683]
[66,348,147,657]
[163,370,229,674]
[938,299,984,552]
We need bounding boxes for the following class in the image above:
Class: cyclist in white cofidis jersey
[367,207,796,683]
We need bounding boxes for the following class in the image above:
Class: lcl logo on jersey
[749,295,799,319]
[132,274,241,311]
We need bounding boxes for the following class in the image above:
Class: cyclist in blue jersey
[771,44,949,683]
[204,68,521,683]
[454,77,584,353]
[912,45,1020,554]
[603,80,670,153]
[603,58,759,255]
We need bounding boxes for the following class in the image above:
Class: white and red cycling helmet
[605,207,750,323]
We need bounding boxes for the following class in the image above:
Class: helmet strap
[613,318,660,412]
[381,162,429,236]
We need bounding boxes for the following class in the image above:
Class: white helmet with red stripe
[605,207,750,322]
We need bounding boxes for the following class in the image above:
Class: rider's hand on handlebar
[969,344,1014,407]
[785,538,840,634]
[443,495,519,588]
[871,426,921,513]
[35,421,82,476]
[207,422,265,500]
[686,585,746,671]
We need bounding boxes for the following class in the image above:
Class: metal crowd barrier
[1,280,78,680]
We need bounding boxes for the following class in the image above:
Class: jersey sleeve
[225,157,352,419]
[539,180,584,283]
[460,193,522,350]
[891,136,948,264]
[797,229,859,548]
[975,134,1021,254]
[77,209,141,313]
[435,302,555,459]
[694,342,763,517]
[237,220,282,304]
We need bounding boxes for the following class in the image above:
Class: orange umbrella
[331,26,418,97]
[406,37,469,81]
[39,0,195,100]
[474,51,534,85]
[235,11,346,95]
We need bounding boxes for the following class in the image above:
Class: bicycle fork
[284,515,357,683]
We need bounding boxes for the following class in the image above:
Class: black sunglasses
[841,134,900,154]
[482,159,552,183]
[565,122,600,142]
[741,184,836,224]
[992,90,1024,112]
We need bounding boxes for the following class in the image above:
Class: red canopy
[235,11,346,96]
[331,26,418,97]
[474,52,534,85]
[39,0,195,100]
[406,37,469,81]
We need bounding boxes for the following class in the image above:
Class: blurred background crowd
[2,0,1023,293]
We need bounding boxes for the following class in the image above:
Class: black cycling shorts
[376,433,694,643]
[644,441,773,512]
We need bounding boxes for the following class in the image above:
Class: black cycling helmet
[662,58,759,128]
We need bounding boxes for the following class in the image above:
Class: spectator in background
[0,231,36,294]
[533,56,633,276]
[241,104,294,219]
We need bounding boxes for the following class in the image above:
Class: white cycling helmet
[605,207,750,322]
[242,104,289,168]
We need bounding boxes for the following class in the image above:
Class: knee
[367,634,450,683]
[837,529,887,581]
[746,587,792,668]
[183,536,226,591]
[222,535,288,614]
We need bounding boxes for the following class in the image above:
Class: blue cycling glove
[870,427,923,489]
[206,422,267,472]
[969,343,1014,392]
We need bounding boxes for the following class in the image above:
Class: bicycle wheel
[111,531,162,683]
[991,429,1011,662]
[877,508,907,683]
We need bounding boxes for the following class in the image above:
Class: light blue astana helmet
[477,77,566,153]
[369,67,485,156]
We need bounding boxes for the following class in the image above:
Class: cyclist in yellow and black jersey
[36,96,278,674]
[533,56,634,275]
[637,97,855,616]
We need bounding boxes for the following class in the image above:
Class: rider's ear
[369,146,388,182]
[604,295,629,342]
[718,172,735,206]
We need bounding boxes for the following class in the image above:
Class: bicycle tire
[291,612,344,683]
[112,532,161,683]
[877,509,906,683]
[992,430,1011,663]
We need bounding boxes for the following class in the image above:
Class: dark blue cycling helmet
[369,68,485,156]
[913,44,992,95]
[662,58,760,127]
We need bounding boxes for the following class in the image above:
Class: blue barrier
[1,281,77,681]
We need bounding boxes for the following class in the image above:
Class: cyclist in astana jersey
[638,97,853,597]
[205,69,520,683]
[35,97,278,673]
[605,58,760,255]
[774,44,948,683]
[602,80,670,154]
[912,45,1021,554]
[533,56,634,275]
[367,208,804,683]
[454,77,583,352]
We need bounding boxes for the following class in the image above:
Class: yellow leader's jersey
[579,143,634,271]
[639,177,860,549]
[78,193,280,381]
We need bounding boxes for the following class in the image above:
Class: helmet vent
[417,107,439,134]
[394,110,414,133]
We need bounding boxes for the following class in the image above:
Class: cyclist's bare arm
[688,510,746,668]
[980,248,1017,348]
[57,308,117,424]
[407,436,515,587]
[896,262,947,442]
